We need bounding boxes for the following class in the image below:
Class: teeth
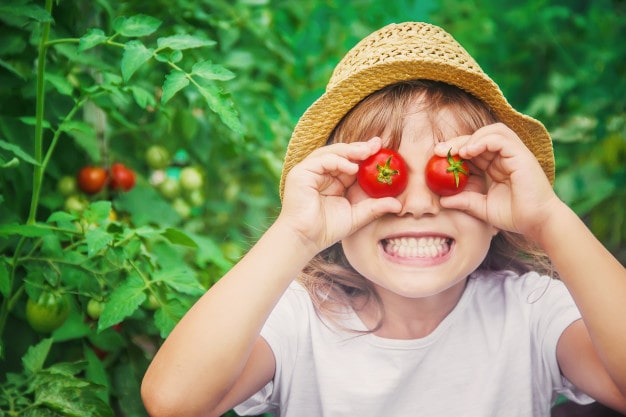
[384,237,450,258]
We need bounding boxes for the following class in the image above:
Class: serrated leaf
[97,273,146,331]
[0,4,54,24]
[0,139,39,165]
[156,34,216,51]
[161,71,189,103]
[154,299,188,337]
[195,80,243,134]
[161,228,197,248]
[191,61,235,81]
[121,41,154,82]
[83,201,112,224]
[126,85,156,109]
[78,28,108,52]
[34,376,113,417]
[113,15,161,37]
[156,268,204,296]
[85,228,113,257]
[23,338,53,374]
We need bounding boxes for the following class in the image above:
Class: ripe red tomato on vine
[425,150,470,196]
[357,148,408,198]
[77,166,108,194]
[109,163,136,191]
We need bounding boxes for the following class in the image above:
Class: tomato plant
[109,163,136,192]
[25,291,71,333]
[77,166,108,194]
[179,167,204,191]
[357,149,408,198]
[425,150,470,196]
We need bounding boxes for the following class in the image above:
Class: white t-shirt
[235,270,593,416]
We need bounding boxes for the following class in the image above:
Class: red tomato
[77,166,108,194]
[357,149,408,198]
[425,150,470,196]
[109,163,136,191]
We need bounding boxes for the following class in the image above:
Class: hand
[279,137,402,253]
[434,123,561,240]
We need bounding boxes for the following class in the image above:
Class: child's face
[341,103,498,306]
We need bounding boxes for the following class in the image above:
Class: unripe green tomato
[145,145,171,170]
[64,195,88,212]
[86,298,105,320]
[179,167,203,191]
[57,176,77,196]
[172,198,191,219]
[157,177,180,200]
[26,292,71,333]
[185,189,205,207]
[143,293,160,310]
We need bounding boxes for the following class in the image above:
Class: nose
[397,168,440,217]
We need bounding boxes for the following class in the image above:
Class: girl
[141,22,626,417]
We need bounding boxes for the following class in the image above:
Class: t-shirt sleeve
[524,273,595,405]
[234,282,309,415]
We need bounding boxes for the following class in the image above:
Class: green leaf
[121,41,154,82]
[0,4,54,24]
[85,228,114,258]
[156,34,216,51]
[23,338,53,374]
[45,72,74,96]
[191,61,235,81]
[126,85,156,109]
[113,15,161,37]
[83,201,113,224]
[0,257,10,297]
[155,268,204,296]
[0,139,39,165]
[154,298,188,337]
[195,80,243,134]
[78,28,108,52]
[161,228,198,248]
[161,71,189,103]
[98,273,146,331]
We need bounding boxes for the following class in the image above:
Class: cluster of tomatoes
[57,161,136,213]
[357,148,469,198]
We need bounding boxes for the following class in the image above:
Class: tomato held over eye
[357,149,408,198]
[109,163,136,191]
[425,150,470,196]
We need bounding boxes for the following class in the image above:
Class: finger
[350,197,402,231]
[313,136,383,163]
[439,191,489,222]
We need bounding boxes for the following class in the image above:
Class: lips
[382,236,451,259]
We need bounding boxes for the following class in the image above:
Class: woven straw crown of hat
[280,22,554,198]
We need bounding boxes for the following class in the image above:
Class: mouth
[382,236,452,259]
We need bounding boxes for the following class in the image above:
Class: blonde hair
[296,80,554,330]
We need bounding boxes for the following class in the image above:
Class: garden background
[0,0,624,416]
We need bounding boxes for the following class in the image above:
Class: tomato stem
[445,149,468,188]
[376,156,400,184]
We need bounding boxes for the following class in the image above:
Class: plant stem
[27,0,54,226]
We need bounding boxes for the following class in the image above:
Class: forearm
[537,200,626,392]
[142,218,318,415]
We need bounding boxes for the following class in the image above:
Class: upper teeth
[384,237,450,258]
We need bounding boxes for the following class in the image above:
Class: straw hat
[280,22,554,197]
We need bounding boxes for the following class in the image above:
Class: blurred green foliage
[0,0,623,415]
